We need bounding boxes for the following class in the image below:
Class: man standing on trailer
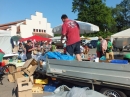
[61,14,81,61]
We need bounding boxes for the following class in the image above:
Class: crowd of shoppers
[18,40,57,61]
[96,36,114,60]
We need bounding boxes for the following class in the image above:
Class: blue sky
[0,0,122,27]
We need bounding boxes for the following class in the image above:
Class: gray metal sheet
[46,59,130,86]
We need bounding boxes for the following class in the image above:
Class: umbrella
[11,36,21,41]
[80,36,91,40]
[19,35,51,42]
[52,20,99,34]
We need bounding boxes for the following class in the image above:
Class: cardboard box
[32,84,43,93]
[18,82,32,91]
[8,65,16,73]
[17,66,24,72]
[23,65,38,76]
[16,76,34,84]
[30,76,34,84]
[8,74,15,83]
[23,59,38,76]
[18,89,32,97]
[32,87,43,93]
[34,78,48,84]
[16,77,29,84]
[14,71,24,80]
[23,59,38,68]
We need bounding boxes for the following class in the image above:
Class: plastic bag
[43,85,70,97]
[54,85,70,94]
[43,91,68,97]
[67,87,106,97]
[43,86,106,97]
[67,87,87,97]
[85,90,107,97]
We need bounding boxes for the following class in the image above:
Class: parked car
[86,40,98,48]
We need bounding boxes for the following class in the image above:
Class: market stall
[0,30,12,54]
[111,28,130,38]
[111,28,130,51]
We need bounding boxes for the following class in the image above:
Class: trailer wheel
[100,88,127,97]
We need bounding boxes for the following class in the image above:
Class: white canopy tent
[111,28,130,38]
[52,20,99,34]
[0,30,12,54]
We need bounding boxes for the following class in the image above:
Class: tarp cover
[0,30,12,54]
[43,86,106,97]
[111,28,130,38]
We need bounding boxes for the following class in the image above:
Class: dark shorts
[26,53,32,60]
[66,41,80,56]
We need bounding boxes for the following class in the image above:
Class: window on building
[36,29,38,32]
[41,30,43,32]
[39,21,41,24]
[39,29,41,32]
[44,30,46,33]
[33,29,35,32]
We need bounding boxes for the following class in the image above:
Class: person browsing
[25,40,36,60]
[60,14,81,61]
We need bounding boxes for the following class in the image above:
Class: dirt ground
[0,75,52,97]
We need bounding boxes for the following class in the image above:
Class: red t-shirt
[62,20,80,46]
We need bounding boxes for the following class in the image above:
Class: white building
[0,12,53,38]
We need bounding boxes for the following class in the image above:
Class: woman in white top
[80,44,85,58]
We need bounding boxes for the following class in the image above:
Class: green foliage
[112,0,130,31]
[72,0,115,31]
[71,0,130,38]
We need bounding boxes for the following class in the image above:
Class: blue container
[110,59,128,64]
[44,85,56,92]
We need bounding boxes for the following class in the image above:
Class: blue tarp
[39,52,75,61]
[45,52,75,61]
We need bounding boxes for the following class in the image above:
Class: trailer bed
[46,59,130,89]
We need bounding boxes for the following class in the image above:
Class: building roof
[0,20,25,30]
[0,20,25,27]
[0,26,10,30]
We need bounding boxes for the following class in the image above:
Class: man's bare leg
[76,54,82,61]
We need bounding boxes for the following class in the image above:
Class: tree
[112,0,130,31]
[72,0,115,32]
